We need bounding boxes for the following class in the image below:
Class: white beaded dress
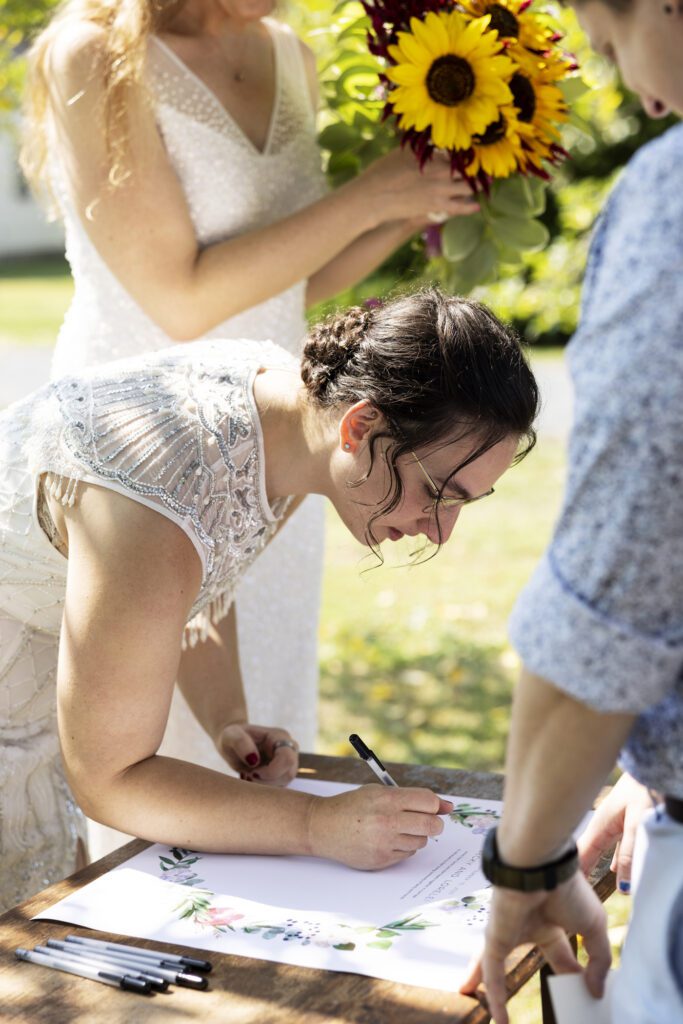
[49,18,327,858]
[0,339,294,911]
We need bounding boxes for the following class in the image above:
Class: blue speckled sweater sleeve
[509,124,683,793]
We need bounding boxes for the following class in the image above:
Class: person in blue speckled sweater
[461,2,683,1022]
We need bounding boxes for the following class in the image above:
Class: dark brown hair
[302,287,539,557]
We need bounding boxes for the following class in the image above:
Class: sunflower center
[474,116,507,146]
[487,4,520,38]
[426,55,475,106]
[510,72,536,121]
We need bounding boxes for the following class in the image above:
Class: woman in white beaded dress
[20,0,478,858]
[0,288,538,911]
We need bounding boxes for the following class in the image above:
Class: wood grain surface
[0,754,615,1023]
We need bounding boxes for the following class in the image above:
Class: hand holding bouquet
[319,0,581,291]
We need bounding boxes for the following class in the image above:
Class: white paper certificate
[34,779,502,991]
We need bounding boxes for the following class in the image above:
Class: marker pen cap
[101,972,151,993]
[180,956,212,973]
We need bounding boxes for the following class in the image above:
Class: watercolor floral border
[157,847,490,953]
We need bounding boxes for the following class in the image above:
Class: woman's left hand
[578,771,654,894]
[217,723,299,786]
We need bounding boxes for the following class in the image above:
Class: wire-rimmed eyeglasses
[411,450,495,515]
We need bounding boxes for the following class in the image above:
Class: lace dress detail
[47,17,327,861]
[0,341,292,910]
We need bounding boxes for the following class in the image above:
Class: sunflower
[459,0,554,53]
[465,103,532,178]
[505,44,570,170]
[385,10,516,152]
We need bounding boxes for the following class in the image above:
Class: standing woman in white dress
[20,0,476,855]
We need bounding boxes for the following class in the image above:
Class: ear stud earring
[343,442,351,451]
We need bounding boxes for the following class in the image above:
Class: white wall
[0,131,64,257]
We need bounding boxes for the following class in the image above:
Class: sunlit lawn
[0,256,627,1023]
[319,436,566,767]
[0,256,73,345]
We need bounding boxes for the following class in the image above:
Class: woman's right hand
[307,784,453,870]
[352,148,480,229]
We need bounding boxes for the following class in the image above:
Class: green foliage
[297,1,675,345]
[303,0,398,188]
[2,0,678,348]
[0,0,59,119]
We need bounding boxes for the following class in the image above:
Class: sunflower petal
[396,31,432,66]
[387,63,426,86]
[421,11,451,52]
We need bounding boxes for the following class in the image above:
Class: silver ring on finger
[427,210,449,224]
[272,739,298,753]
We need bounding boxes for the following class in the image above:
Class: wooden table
[0,754,615,1023]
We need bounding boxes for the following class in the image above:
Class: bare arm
[58,483,450,866]
[175,495,305,750]
[177,605,300,785]
[177,606,248,747]
[48,27,470,341]
[307,216,453,308]
[461,669,635,1022]
[497,669,635,865]
[297,42,477,307]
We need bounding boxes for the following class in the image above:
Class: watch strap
[482,827,579,892]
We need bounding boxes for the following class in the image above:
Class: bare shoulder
[48,20,110,93]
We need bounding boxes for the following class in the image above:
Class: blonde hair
[20,0,180,213]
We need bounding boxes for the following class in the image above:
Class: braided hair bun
[301,306,374,403]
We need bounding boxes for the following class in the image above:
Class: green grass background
[0,257,629,1021]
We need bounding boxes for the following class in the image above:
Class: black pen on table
[349,733,399,786]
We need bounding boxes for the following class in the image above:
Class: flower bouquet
[318,0,581,292]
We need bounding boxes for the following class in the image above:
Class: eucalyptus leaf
[525,177,547,216]
[352,107,380,127]
[441,214,485,262]
[489,177,546,218]
[328,151,360,175]
[559,76,589,102]
[491,215,550,252]
[495,242,525,267]
[447,239,498,293]
[567,110,598,143]
[318,121,361,152]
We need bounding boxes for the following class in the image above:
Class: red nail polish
[246,753,259,766]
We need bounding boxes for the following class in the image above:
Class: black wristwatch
[482,827,579,892]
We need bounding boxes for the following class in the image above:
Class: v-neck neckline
[152,21,281,158]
